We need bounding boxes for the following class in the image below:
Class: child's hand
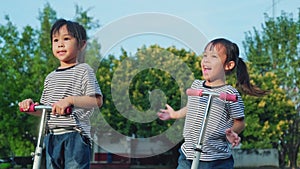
[157,104,175,121]
[225,128,241,148]
[18,98,36,112]
[52,99,72,116]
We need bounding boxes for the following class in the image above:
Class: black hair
[206,38,268,96]
[50,18,87,47]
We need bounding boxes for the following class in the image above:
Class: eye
[64,37,71,41]
[52,38,58,43]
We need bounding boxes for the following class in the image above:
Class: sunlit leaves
[243,11,299,167]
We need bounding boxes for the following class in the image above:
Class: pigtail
[236,58,268,96]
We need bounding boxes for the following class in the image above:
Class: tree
[95,45,200,139]
[243,11,300,168]
[0,15,40,156]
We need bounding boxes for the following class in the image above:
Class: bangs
[204,42,227,55]
[50,19,87,44]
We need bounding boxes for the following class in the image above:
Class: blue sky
[0,0,299,57]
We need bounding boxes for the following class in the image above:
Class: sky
[0,0,299,58]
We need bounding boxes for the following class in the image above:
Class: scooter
[186,88,237,169]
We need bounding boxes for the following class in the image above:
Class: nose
[58,41,64,48]
[202,56,209,63]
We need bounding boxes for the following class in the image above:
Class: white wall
[233,149,279,168]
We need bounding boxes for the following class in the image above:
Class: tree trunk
[288,118,299,169]
[279,142,287,169]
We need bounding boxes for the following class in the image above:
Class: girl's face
[201,43,229,86]
[51,25,80,68]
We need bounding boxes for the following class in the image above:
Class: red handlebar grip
[186,89,203,96]
[19,104,36,112]
[219,93,237,102]
[65,107,72,114]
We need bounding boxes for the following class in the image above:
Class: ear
[225,61,235,71]
[79,40,87,51]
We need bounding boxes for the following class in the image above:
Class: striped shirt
[40,63,102,144]
[181,80,244,161]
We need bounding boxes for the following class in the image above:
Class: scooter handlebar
[20,104,72,114]
[186,88,237,102]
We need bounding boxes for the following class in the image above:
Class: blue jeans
[177,148,234,169]
[44,132,91,169]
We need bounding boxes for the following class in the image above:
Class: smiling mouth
[57,50,66,55]
[203,67,211,73]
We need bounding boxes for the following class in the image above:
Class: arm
[65,95,103,108]
[52,95,103,116]
[157,104,187,120]
[232,118,245,134]
[225,118,245,147]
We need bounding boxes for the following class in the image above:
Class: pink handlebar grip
[65,107,72,114]
[186,89,203,96]
[19,104,36,112]
[219,93,237,102]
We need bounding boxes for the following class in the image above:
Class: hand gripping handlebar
[20,104,72,114]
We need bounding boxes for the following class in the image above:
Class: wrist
[65,96,75,106]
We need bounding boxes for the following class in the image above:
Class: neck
[59,62,78,69]
[204,79,225,87]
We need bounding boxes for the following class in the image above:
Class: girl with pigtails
[157,38,267,169]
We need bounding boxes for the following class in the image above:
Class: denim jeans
[44,132,91,169]
[177,148,234,169]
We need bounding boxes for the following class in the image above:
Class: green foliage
[241,71,295,149]
[94,45,200,144]
[243,10,300,167]
[0,16,39,156]
[0,163,12,169]
[74,5,100,31]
